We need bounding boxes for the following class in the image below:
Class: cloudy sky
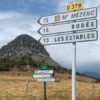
[0,0,100,73]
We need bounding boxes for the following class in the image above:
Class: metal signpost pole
[72,0,78,99]
[40,66,48,100]
[72,42,76,100]
[44,81,46,100]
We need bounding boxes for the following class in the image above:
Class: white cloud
[0,12,22,20]
[45,44,73,68]
[83,0,100,8]
[0,11,41,48]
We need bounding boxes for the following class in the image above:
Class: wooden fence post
[25,80,29,96]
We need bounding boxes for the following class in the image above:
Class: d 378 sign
[66,2,83,12]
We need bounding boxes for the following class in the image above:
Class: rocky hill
[0,35,49,57]
[0,34,67,72]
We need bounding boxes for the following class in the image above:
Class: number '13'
[44,38,49,43]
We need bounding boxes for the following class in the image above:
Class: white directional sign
[38,8,97,25]
[40,31,98,45]
[39,19,97,35]
[34,70,53,74]
[38,78,55,82]
[32,74,51,78]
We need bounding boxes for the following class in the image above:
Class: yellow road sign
[66,2,83,12]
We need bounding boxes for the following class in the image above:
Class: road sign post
[72,39,76,100]
[44,81,46,100]
[32,66,55,100]
[41,66,48,100]
[37,4,98,100]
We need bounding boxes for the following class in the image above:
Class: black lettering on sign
[78,3,82,8]
[61,37,64,41]
[86,22,89,27]
[73,35,76,40]
[91,21,95,27]
[67,5,70,10]
[71,4,74,9]
[80,34,84,39]
[74,3,78,8]
[54,37,57,42]
[86,11,91,16]
[62,15,68,20]
[79,12,83,17]
[43,18,48,23]
[58,37,61,42]
[84,34,86,39]
[44,38,49,43]
[76,35,80,40]
[71,12,78,18]
[72,24,75,29]
[66,36,68,40]
[76,24,80,28]
[87,34,90,38]
[91,10,95,15]
[43,27,49,33]
[82,12,86,17]
[69,36,72,40]
[81,23,84,28]
[91,33,95,38]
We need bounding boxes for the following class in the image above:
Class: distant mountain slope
[0,34,67,72]
[82,71,100,78]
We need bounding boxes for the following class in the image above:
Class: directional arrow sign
[39,19,97,35]
[34,70,53,74]
[32,74,51,78]
[39,31,98,45]
[38,78,55,82]
[38,7,97,25]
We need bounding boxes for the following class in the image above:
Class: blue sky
[0,0,58,15]
[0,0,100,73]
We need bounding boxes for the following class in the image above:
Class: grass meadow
[0,72,100,100]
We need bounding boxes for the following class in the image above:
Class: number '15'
[43,28,49,33]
